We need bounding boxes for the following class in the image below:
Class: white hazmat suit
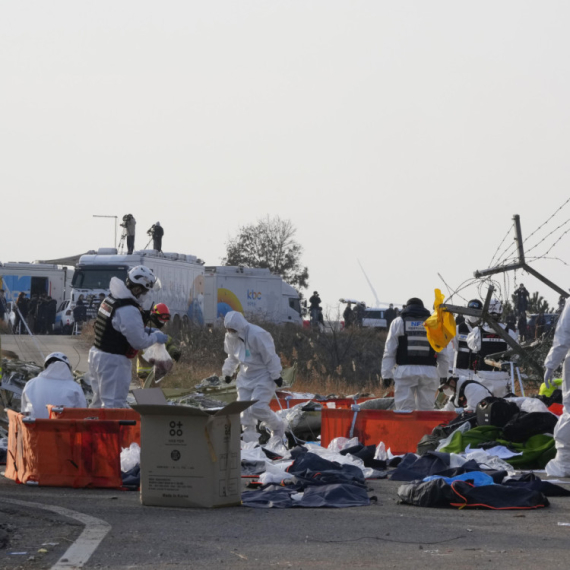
[442,377,492,412]
[21,361,87,419]
[89,277,162,408]
[382,313,449,411]
[467,324,518,397]
[544,300,570,476]
[222,311,285,442]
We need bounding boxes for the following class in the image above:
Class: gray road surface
[1,335,90,372]
[1,475,570,569]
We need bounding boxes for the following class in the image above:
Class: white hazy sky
[2,1,570,312]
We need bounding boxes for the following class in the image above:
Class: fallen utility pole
[474,214,569,299]
[441,286,544,377]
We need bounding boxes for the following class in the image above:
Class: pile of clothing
[241,437,387,508]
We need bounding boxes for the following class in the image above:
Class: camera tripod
[118,231,127,254]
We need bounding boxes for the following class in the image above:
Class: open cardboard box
[132,389,254,508]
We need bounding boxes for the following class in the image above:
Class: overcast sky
[2,1,569,313]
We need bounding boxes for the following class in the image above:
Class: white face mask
[226,331,239,339]
[443,387,455,397]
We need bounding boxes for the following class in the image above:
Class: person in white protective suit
[466,299,518,397]
[88,266,168,408]
[21,352,87,419]
[221,311,286,443]
[382,298,449,410]
[544,298,570,476]
[439,375,492,412]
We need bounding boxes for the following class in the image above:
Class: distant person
[45,296,57,334]
[343,302,354,329]
[148,222,164,252]
[26,294,39,333]
[309,291,322,327]
[354,302,365,328]
[15,292,29,334]
[0,289,6,322]
[535,311,546,339]
[121,214,136,255]
[506,312,516,330]
[381,297,449,410]
[21,352,87,419]
[384,304,397,329]
[518,312,528,342]
[514,283,530,316]
[36,293,48,334]
[73,295,87,324]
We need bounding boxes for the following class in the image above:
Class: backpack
[476,397,520,428]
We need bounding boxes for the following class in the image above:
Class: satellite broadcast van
[203,266,302,326]
[71,248,205,329]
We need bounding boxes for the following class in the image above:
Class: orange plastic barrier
[47,406,141,448]
[270,397,374,412]
[6,409,124,488]
[321,408,457,455]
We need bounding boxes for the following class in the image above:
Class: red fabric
[549,403,564,416]
[321,408,457,455]
[47,406,140,448]
[6,410,123,488]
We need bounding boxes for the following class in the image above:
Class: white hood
[109,276,138,303]
[224,311,249,336]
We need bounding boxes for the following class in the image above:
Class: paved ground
[1,335,90,372]
[1,475,570,569]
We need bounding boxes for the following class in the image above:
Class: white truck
[203,266,302,326]
[71,248,205,330]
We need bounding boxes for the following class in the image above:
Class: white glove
[544,368,555,389]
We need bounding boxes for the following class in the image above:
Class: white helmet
[126,266,157,292]
[488,298,503,316]
[45,352,71,371]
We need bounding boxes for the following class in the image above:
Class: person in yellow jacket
[136,303,181,382]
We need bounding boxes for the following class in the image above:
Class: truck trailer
[203,266,302,326]
[71,249,205,329]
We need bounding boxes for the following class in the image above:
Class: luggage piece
[476,397,520,428]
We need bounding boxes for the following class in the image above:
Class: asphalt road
[1,335,90,372]
[1,475,570,570]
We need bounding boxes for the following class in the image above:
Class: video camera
[147,224,156,236]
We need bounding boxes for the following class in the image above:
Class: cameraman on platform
[121,214,136,255]
[148,222,164,253]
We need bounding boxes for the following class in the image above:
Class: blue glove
[544,368,555,389]
[154,331,169,344]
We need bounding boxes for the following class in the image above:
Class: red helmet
[151,303,170,323]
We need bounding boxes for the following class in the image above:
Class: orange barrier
[47,406,141,448]
[270,397,374,412]
[6,409,124,488]
[549,403,564,416]
[321,408,457,455]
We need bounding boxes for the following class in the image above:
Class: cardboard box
[132,389,253,508]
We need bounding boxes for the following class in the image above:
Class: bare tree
[223,216,309,289]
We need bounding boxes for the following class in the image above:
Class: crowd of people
[12,291,58,334]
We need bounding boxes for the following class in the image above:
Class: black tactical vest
[454,321,473,370]
[395,316,437,367]
[94,296,140,356]
[471,326,510,372]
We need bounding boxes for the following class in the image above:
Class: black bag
[502,412,559,443]
[476,397,520,428]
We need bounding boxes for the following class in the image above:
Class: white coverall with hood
[544,300,570,476]
[88,277,162,408]
[466,324,518,397]
[442,377,492,412]
[21,362,87,419]
[222,311,285,442]
[382,317,450,411]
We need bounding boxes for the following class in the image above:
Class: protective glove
[382,377,394,389]
[224,376,233,384]
[544,368,555,389]
[154,331,168,344]
[274,377,283,388]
